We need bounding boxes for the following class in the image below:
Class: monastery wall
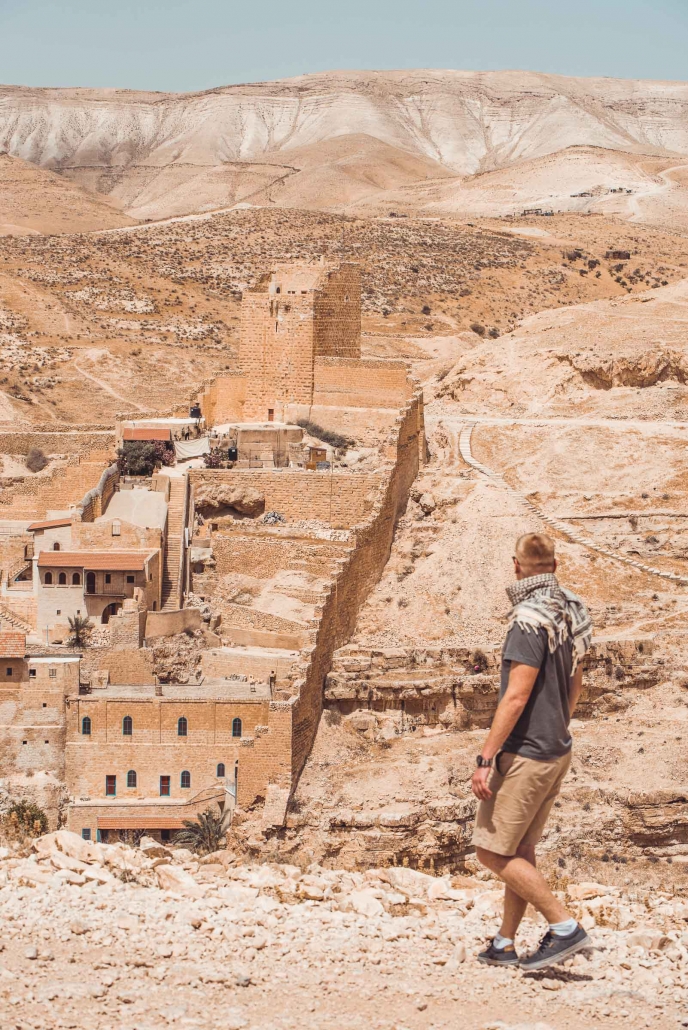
[289,391,424,778]
[197,373,247,426]
[312,265,361,358]
[190,469,382,530]
[0,657,80,828]
[0,430,114,457]
[312,357,412,409]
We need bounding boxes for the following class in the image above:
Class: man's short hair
[515,533,555,569]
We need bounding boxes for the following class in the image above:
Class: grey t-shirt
[499,624,574,761]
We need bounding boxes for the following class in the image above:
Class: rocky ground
[1,830,687,1030]
[0,208,685,424]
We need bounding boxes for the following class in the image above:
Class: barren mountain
[4,70,688,221]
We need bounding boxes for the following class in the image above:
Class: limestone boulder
[33,830,104,865]
[194,482,265,517]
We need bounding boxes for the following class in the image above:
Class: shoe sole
[477,955,519,967]
[519,933,591,971]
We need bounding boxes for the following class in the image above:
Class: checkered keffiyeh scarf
[505,573,592,671]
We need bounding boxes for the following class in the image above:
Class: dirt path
[73,363,147,411]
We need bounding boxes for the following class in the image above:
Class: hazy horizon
[1,0,687,92]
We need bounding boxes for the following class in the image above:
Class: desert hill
[0,153,136,235]
[4,70,688,221]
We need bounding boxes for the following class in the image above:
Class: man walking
[471,533,593,970]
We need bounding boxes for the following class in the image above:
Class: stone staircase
[161,478,187,611]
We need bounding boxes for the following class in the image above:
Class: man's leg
[476,845,570,925]
[500,842,535,940]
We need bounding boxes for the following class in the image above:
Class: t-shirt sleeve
[502,624,546,670]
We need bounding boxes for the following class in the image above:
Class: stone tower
[239,260,361,422]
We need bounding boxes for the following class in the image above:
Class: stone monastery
[0,260,425,841]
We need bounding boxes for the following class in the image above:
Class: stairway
[161,478,187,611]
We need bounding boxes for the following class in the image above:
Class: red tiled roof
[0,632,26,658]
[122,428,171,442]
[27,518,72,531]
[38,551,152,571]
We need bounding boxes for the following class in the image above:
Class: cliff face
[3,70,688,219]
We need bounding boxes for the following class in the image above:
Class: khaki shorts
[472,750,572,857]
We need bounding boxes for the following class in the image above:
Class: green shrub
[6,801,48,838]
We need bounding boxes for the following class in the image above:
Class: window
[122,715,133,736]
[161,829,171,842]
[216,763,225,778]
[53,542,60,551]
[86,572,96,594]
[177,717,187,737]
[160,775,171,797]
[49,668,56,678]
[180,770,191,789]
[232,718,242,738]
[29,668,36,678]
[105,574,111,585]
[44,572,53,585]
[56,609,61,616]
[112,520,121,537]
[82,717,91,735]
[267,409,274,422]
[105,775,116,797]
[42,703,47,708]
[127,770,137,788]
[81,829,91,841]
[126,575,135,584]
[58,572,67,585]
[72,572,81,586]
[5,667,11,676]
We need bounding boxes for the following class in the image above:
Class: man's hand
[471,765,493,801]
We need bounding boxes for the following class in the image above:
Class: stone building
[64,679,290,840]
[0,258,426,837]
[0,632,81,817]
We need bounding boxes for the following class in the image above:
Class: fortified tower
[239,260,361,422]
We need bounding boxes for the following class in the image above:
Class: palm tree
[173,806,232,854]
[68,614,93,648]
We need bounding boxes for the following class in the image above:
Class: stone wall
[0,429,114,457]
[197,374,247,426]
[289,390,425,779]
[0,656,80,827]
[190,468,382,530]
[312,357,412,409]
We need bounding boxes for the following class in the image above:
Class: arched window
[81,716,91,735]
[232,718,242,738]
[177,716,187,737]
[127,770,137,788]
[180,770,191,789]
[72,572,81,585]
[216,763,225,777]
[122,715,133,736]
[58,572,67,585]
[53,542,60,551]
[45,572,53,585]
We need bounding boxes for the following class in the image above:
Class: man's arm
[568,664,583,717]
[471,662,538,801]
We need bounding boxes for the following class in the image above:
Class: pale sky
[1,0,687,92]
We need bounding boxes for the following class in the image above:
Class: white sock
[549,917,578,937]
[492,932,514,951]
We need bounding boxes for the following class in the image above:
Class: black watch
[476,755,493,768]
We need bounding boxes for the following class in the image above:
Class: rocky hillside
[4,70,688,219]
[1,828,686,1028]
